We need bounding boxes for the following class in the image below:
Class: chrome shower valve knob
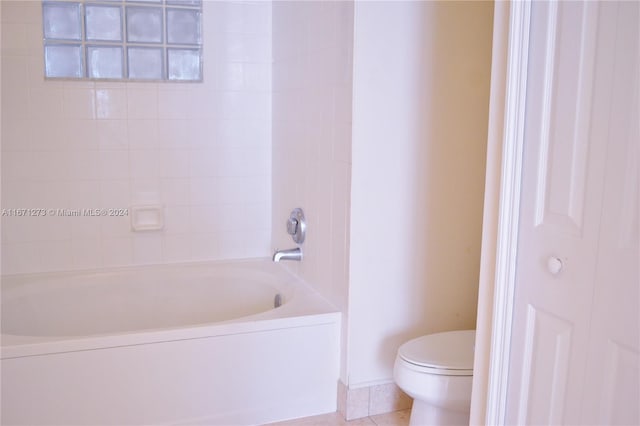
[287,208,306,244]
[287,217,298,235]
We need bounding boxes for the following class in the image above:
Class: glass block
[45,44,83,78]
[167,8,201,45]
[128,47,163,80]
[126,6,163,43]
[43,2,81,40]
[167,48,201,81]
[167,0,201,7]
[86,5,122,41]
[87,46,123,79]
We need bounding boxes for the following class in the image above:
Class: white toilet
[393,330,475,426]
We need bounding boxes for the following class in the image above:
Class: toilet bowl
[393,330,475,426]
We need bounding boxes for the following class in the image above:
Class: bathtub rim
[1,258,340,360]
[1,256,295,293]
[1,256,299,337]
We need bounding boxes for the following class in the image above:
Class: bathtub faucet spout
[272,247,302,262]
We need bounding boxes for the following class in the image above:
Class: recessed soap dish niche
[130,205,164,231]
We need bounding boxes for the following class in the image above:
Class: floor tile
[266,411,376,426]
[370,409,411,426]
[265,409,413,426]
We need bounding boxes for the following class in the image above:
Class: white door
[505,1,639,425]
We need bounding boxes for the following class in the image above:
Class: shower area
[1,0,278,272]
[1,0,352,424]
[0,0,353,309]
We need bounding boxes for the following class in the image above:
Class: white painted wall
[348,1,493,386]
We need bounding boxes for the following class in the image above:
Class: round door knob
[547,256,563,275]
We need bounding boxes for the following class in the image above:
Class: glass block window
[42,0,202,81]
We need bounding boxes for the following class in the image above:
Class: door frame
[485,1,532,424]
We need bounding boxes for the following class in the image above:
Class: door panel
[516,306,573,425]
[533,1,598,235]
[506,1,639,424]
[579,3,639,424]
[599,342,639,425]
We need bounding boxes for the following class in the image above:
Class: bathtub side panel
[1,320,340,426]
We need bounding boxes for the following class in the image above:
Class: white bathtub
[1,259,341,425]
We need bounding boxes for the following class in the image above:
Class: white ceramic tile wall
[271,1,354,382]
[1,1,272,274]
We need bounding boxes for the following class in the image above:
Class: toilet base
[409,399,470,426]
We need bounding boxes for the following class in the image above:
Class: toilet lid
[398,330,475,372]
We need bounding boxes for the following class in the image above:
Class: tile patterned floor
[266,409,411,426]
